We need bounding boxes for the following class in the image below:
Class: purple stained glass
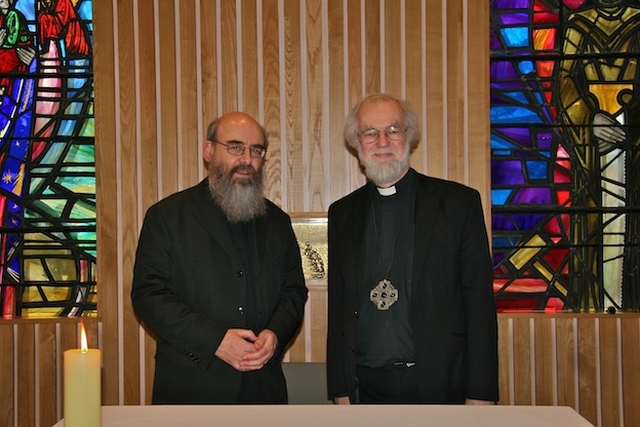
[497,127,531,145]
[493,0,532,9]
[493,213,546,231]
[490,28,504,50]
[490,61,519,80]
[537,132,553,149]
[512,187,552,205]
[492,160,525,185]
[498,13,530,25]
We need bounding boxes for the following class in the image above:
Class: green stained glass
[0,0,95,318]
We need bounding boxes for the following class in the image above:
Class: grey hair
[206,115,270,149]
[343,93,420,152]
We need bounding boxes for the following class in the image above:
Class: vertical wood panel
[383,0,402,96]
[262,0,283,205]
[555,317,577,409]
[0,324,14,427]
[158,0,179,197]
[220,0,239,112]
[363,1,380,94]
[534,317,554,405]
[512,316,532,404]
[424,0,445,178]
[200,1,220,131]
[445,0,466,183]
[304,0,326,212]
[116,0,142,406]
[92,0,119,406]
[622,317,640,427]
[241,0,259,118]
[599,317,620,427]
[283,0,304,211]
[327,0,348,203]
[38,324,57,427]
[138,0,161,204]
[405,0,426,175]
[577,317,598,426]
[178,0,202,187]
[17,324,35,427]
[466,0,491,216]
[497,316,511,405]
[346,0,365,191]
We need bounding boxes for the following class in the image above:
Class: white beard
[358,148,410,186]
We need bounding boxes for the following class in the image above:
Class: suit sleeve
[326,203,350,399]
[131,204,225,369]
[459,191,499,401]
[263,214,308,358]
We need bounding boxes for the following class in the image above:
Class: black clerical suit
[132,179,308,404]
[327,169,498,403]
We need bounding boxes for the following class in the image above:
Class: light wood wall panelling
[494,313,640,427]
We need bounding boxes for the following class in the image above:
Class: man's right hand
[333,396,351,404]
[214,328,259,371]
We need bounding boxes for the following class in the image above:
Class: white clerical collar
[376,185,397,196]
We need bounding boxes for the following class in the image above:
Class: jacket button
[354,311,359,318]
[350,346,355,352]
[236,271,243,278]
[238,306,244,315]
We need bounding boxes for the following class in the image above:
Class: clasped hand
[215,328,278,372]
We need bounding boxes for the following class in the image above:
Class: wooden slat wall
[1,1,638,427]
[2,314,640,427]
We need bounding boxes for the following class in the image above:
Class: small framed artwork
[290,214,328,281]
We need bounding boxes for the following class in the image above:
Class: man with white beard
[327,94,498,404]
[132,112,308,404]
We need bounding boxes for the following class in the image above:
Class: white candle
[63,322,101,427]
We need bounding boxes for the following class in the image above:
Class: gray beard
[358,149,410,186]
[207,164,267,222]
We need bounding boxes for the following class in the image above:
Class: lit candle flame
[80,321,88,353]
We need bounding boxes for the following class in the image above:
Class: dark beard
[207,163,267,222]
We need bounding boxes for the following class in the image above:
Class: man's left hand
[239,329,278,371]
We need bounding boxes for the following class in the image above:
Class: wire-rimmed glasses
[358,126,407,144]
[212,140,267,158]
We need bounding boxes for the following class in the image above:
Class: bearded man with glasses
[132,112,308,404]
[327,93,498,404]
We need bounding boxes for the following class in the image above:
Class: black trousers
[356,363,421,404]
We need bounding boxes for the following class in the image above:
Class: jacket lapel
[349,186,370,302]
[411,176,440,290]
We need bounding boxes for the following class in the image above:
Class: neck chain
[368,194,402,311]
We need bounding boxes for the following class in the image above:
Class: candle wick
[81,348,89,354]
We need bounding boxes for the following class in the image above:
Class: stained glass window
[0,0,94,318]
[490,0,640,312]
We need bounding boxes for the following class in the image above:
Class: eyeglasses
[358,126,407,144]
[211,140,267,158]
